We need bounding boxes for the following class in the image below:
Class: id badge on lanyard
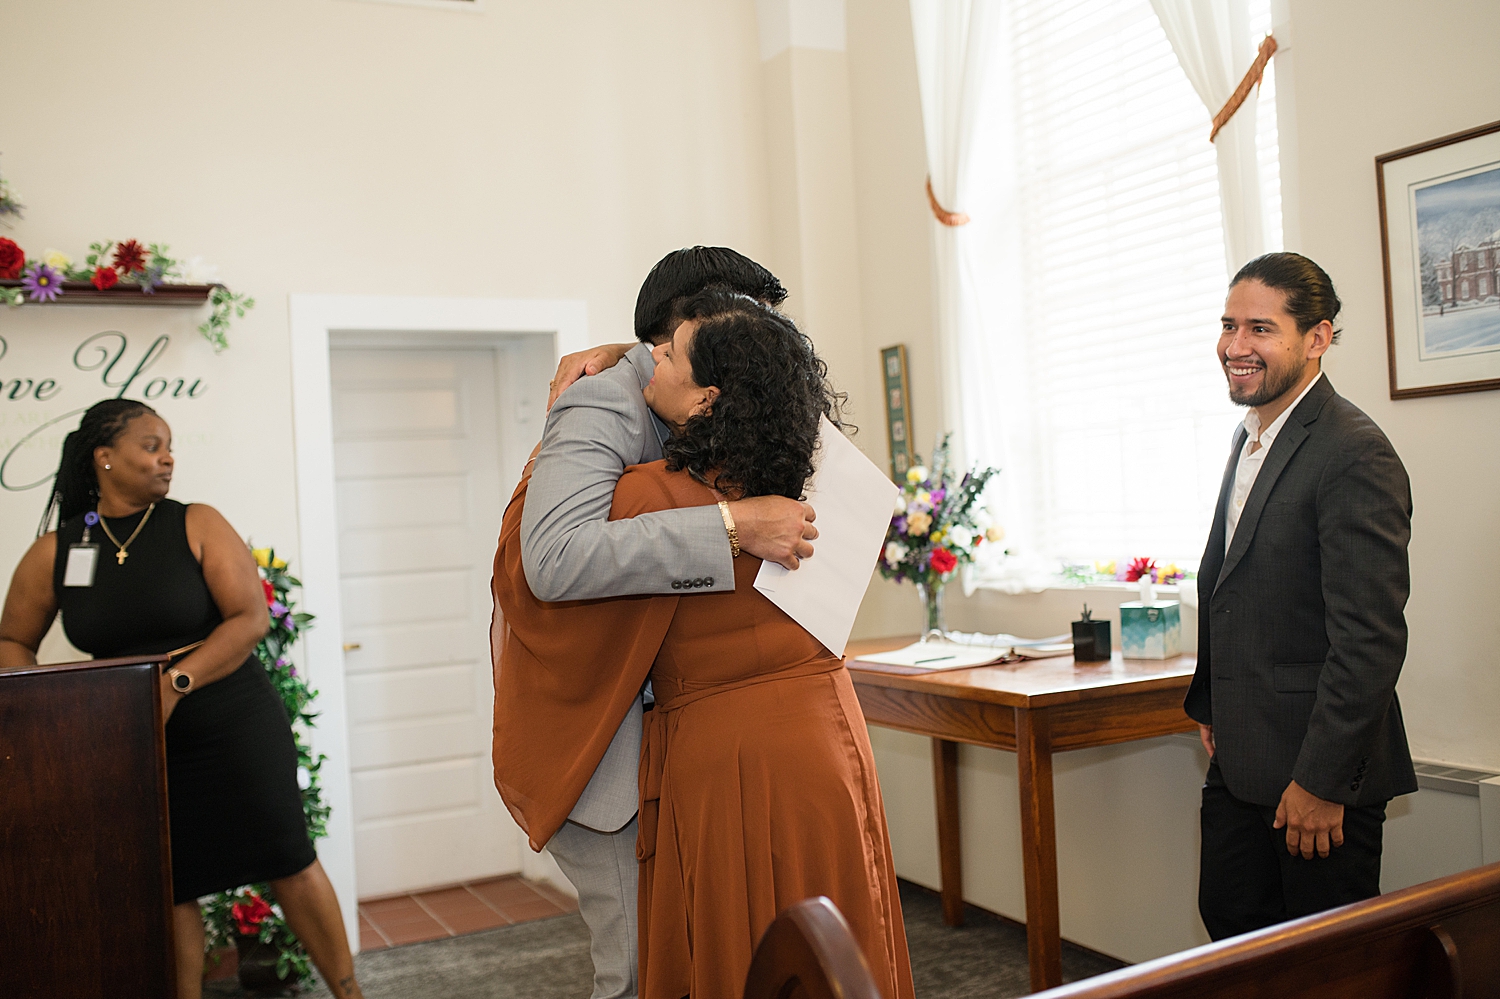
[63,512,102,588]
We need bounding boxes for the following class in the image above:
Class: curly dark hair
[663,290,849,499]
[38,398,158,535]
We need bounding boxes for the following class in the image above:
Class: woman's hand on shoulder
[0,533,60,666]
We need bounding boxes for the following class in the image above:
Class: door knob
[343,642,362,652]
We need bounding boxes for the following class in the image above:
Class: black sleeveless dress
[53,499,316,903]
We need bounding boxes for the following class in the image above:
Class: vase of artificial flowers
[878,434,1001,642]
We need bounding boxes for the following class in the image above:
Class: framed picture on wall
[1377,118,1500,399]
[880,344,914,480]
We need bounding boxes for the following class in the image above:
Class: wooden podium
[0,656,177,999]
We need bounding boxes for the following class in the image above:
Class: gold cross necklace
[97,503,157,565]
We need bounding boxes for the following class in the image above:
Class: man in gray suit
[1186,252,1416,941]
[517,247,816,999]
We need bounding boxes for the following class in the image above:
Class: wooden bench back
[1031,861,1500,999]
[743,896,885,999]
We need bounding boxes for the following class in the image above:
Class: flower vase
[235,933,297,996]
[916,579,947,642]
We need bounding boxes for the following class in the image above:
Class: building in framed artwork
[1378,118,1500,398]
[880,345,914,480]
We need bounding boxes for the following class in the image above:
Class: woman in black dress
[0,399,364,999]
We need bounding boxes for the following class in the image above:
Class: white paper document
[754,417,899,657]
[855,633,1075,671]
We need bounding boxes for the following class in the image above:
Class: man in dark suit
[1186,252,1416,941]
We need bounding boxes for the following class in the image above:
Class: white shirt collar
[1242,370,1323,450]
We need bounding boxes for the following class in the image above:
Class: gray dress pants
[545,816,639,999]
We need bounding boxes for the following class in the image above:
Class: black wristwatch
[167,667,195,694]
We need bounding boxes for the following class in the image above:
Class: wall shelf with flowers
[0,162,254,351]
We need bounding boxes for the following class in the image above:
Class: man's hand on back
[547,343,635,409]
[1274,780,1345,859]
[729,496,817,570]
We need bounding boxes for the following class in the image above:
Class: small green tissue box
[1119,601,1181,659]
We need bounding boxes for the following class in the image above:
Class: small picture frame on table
[1377,118,1500,399]
[880,345,914,480]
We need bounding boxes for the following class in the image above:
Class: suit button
[1350,782,1361,791]
[692,578,703,588]
[704,576,714,587]
[672,581,682,590]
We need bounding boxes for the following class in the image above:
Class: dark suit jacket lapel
[1201,425,1245,599]
[1216,376,1335,591]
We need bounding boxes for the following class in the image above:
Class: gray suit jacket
[519,343,734,832]
[1184,376,1417,808]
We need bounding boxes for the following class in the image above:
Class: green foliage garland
[200,546,326,988]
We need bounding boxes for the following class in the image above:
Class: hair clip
[84,512,99,526]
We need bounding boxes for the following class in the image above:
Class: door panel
[330,346,513,897]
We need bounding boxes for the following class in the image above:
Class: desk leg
[1015,707,1062,991]
[930,737,964,926]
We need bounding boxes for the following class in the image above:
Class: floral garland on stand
[201,547,327,990]
[1060,558,1189,587]
[877,434,1001,640]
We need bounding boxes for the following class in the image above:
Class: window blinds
[982,0,1280,565]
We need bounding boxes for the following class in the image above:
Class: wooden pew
[1030,860,1500,998]
[743,895,885,999]
[0,656,177,999]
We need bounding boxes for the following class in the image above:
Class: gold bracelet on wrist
[718,500,741,558]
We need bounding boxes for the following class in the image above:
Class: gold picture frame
[880,345,914,480]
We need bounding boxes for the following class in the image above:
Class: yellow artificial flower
[272,557,287,569]
[251,547,272,569]
[1094,558,1115,575]
[907,511,932,536]
[930,529,945,545]
[986,526,1006,543]
[906,465,928,485]
[914,489,932,509]
[42,248,73,273]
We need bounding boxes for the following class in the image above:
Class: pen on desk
[915,655,955,664]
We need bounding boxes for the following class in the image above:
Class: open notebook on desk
[854,632,1074,671]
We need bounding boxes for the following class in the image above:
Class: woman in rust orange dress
[491,290,913,999]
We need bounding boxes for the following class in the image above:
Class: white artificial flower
[174,254,220,285]
[947,525,974,550]
[296,766,311,790]
[906,465,928,485]
[894,492,909,515]
[885,541,909,564]
[42,248,72,273]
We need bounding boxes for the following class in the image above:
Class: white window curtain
[909,0,1283,588]
[1149,0,1272,273]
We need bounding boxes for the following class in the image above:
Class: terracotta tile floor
[358,875,578,951]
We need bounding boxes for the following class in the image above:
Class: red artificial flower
[113,239,147,274]
[0,237,23,280]
[1124,557,1157,582]
[232,894,275,935]
[930,548,958,574]
[92,266,118,290]
[262,578,276,605]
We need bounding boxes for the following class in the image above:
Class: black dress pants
[1198,759,1386,941]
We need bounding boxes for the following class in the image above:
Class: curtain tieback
[925,176,971,226]
[1211,34,1278,142]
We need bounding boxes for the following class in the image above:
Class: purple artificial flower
[22,264,63,302]
[269,600,289,618]
[289,665,298,677]
[275,657,288,667]
[931,489,946,505]
[894,516,908,534]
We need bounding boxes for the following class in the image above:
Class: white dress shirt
[1225,372,1323,556]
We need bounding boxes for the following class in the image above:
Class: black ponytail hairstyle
[38,399,158,536]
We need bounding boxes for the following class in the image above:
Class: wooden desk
[845,637,1197,992]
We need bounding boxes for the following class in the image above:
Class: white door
[330,347,517,897]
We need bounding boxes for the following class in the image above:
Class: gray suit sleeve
[1292,433,1412,803]
[519,372,734,602]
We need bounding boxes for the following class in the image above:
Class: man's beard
[1227,357,1307,407]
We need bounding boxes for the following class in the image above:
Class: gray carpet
[209,880,1125,998]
